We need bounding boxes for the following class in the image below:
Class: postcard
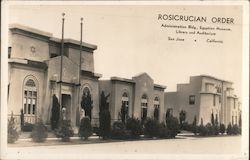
[1,1,249,160]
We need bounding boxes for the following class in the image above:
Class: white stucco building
[165,75,241,125]
[8,24,101,128]
[7,24,166,130]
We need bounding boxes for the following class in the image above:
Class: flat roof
[9,24,52,37]
[50,37,97,50]
[111,77,135,83]
[199,74,232,83]
[10,24,97,50]
[154,84,166,89]
[111,76,166,89]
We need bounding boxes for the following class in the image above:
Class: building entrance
[62,94,71,120]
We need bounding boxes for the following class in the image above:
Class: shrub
[192,116,198,135]
[205,123,215,135]
[181,122,192,131]
[198,124,209,136]
[20,109,24,129]
[179,110,186,128]
[125,117,142,139]
[31,119,48,142]
[99,110,111,139]
[144,118,160,138]
[93,127,99,136]
[21,122,34,132]
[8,113,19,143]
[239,114,242,127]
[111,121,129,139]
[211,113,215,126]
[158,123,171,138]
[78,117,93,140]
[219,124,226,134]
[213,124,220,135]
[198,122,220,136]
[166,116,179,138]
[232,124,241,135]
[226,124,241,135]
[55,120,74,142]
[226,123,233,135]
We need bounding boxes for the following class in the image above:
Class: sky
[8,4,243,97]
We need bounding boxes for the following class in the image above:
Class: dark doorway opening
[62,94,71,120]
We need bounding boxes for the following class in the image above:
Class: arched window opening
[141,94,148,122]
[154,97,160,121]
[121,92,129,123]
[23,79,37,124]
[81,87,93,120]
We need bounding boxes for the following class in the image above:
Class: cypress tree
[211,113,215,126]
[51,94,60,130]
[192,115,197,135]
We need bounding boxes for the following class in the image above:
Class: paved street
[4,135,245,160]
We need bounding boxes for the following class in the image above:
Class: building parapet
[81,70,102,79]
[154,84,166,90]
[9,23,52,37]
[200,92,222,96]
[227,95,238,99]
[110,77,135,84]
[9,58,47,69]
[199,74,232,84]
[50,37,97,51]
[10,24,97,52]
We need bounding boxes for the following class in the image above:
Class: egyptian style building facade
[165,75,241,125]
[8,24,241,130]
[7,24,166,129]
[8,24,101,128]
[99,74,166,123]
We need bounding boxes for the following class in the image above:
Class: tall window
[122,92,129,109]
[154,97,160,120]
[121,92,129,122]
[141,94,148,122]
[23,79,37,123]
[189,95,195,105]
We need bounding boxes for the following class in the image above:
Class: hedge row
[8,115,241,144]
[110,116,180,139]
[182,122,241,136]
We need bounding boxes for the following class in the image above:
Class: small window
[28,104,31,114]
[8,47,12,58]
[33,104,36,114]
[33,91,37,97]
[189,95,195,105]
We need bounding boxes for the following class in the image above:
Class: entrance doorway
[62,94,71,120]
